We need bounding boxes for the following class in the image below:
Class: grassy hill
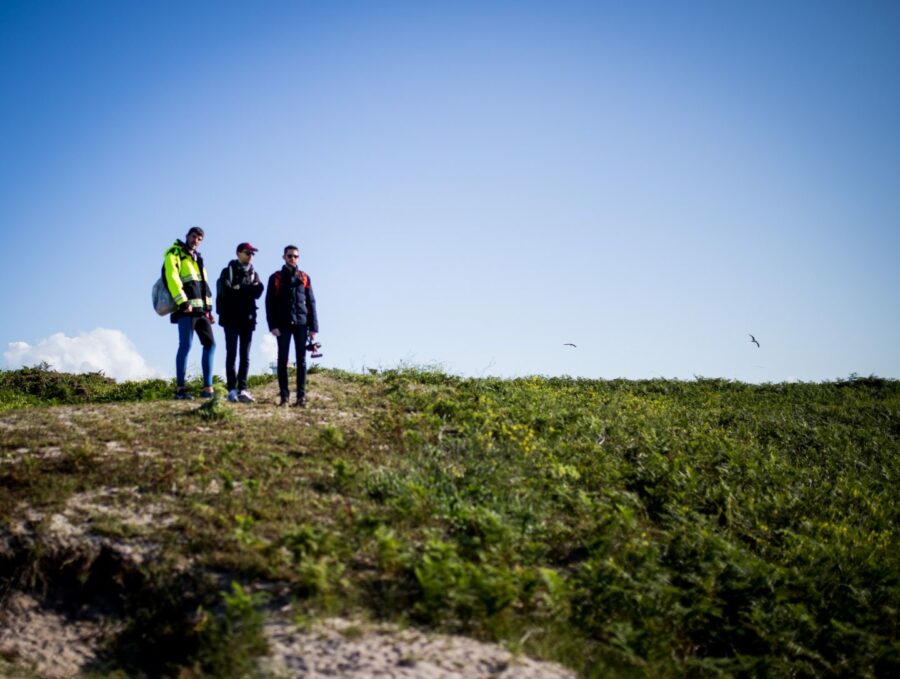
[1,365,898,677]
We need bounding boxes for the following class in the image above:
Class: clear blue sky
[1,0,898,382]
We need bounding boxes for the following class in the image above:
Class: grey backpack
[152,266,177,316]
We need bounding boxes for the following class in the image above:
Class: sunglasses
[285,254,299,259]
[241,250,255,256]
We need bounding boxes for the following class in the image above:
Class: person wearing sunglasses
[216,242,264,403]
[265,244,319,407]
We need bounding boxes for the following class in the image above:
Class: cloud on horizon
[4,328,158,381]
[259,333,278,363]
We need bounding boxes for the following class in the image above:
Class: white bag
[152,276,177,316]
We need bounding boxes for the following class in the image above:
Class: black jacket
[265,266,318,332]
[216,260,264,329]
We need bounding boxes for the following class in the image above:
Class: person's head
[283,245,299,267]
[236,242,258,265]
[185,226,205,253]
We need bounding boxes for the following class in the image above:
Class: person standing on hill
[216,242,264,403]
[265,244,318,407]
[164,226,215,400]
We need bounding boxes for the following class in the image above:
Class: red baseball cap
[237,242,258,254]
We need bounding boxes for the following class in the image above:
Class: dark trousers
[276,324,308,399]
[224,325,254,391]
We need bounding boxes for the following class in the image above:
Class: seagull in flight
[563,343,577,348]
[749,334,760,348]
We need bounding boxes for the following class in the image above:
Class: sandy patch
[0,591,122,679]
[261,615,575,678]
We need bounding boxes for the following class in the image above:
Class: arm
[241,270,264,299]
[306,276,318,336]
[216,265,232,309]
[163,250,186,306]
[265,272,278,333]
[248,271,264,300]
[200,260,215,323]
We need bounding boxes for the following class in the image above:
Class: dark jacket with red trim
[265,266,318,332]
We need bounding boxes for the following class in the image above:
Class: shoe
[278,396,289,407]
[175,390,194,401]
[199,389,215,399]
[292,397,306,408]
[238,390,255,403]
[227,389,239,403]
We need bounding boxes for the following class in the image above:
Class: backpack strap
[273,270,282,297]
[273,269,307,296]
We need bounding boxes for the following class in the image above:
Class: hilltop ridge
[1,368,898,676]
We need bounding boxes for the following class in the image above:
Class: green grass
[0,362,279,412]
[0,366,898,676]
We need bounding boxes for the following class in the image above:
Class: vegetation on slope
[0,366,898,677]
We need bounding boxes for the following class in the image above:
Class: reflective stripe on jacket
[164,241,212,315]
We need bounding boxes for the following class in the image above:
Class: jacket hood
[169,240,198,259]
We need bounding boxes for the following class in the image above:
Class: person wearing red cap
[216,242,264,402]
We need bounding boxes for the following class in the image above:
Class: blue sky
[1,0,898,382]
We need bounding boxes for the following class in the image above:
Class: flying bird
[563,343,577,348]
[749,334,760,348]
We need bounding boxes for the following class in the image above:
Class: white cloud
[258,333,278,363]
[4,328,158,381]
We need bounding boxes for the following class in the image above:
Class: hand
[207,313,216,325]
[271,329,281,337]
[309,332,317,342]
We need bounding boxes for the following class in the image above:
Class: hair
[186,226,205,239]
[283,245,299,255]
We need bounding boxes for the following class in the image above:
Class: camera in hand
[306,341,323,359]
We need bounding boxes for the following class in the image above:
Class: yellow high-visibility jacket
[163,241,212,316]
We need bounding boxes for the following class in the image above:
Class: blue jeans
[276,324,308,400]
[176,315,215,388]
[224,325,253,391]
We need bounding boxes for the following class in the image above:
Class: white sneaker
[227,389,239,402]
[238,390,255,403]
